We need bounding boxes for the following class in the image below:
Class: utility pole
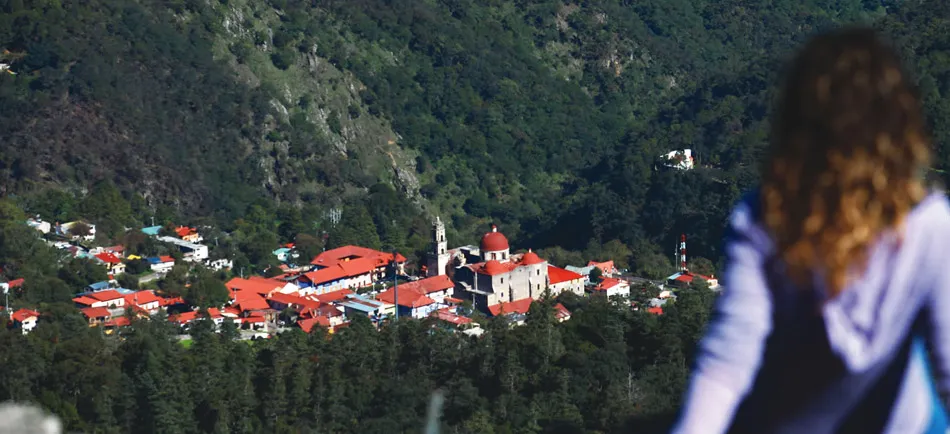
[392,249,398,322]
[151,216,155,227]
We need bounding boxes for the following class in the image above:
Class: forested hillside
[3,0,950,433]
[8,0,950,270]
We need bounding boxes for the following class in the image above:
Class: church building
[427,218,581,314]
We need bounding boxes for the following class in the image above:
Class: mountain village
[2,215,719,339]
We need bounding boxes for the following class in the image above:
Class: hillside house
[587,260,619,277]
[73,290,126,309]
[81,307,112,326]
[94,252,126,275]
[26,217,51,234]
[10,308,40,334]
[174,226,202,243]
[156,236,208,262]
[591,278,631,298]
[147,256,176,273]
[123,290,162,314]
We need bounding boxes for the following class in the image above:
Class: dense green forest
[7,0,950,271]
[3,0,950,432]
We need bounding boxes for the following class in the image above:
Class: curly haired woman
[672,27,950,434]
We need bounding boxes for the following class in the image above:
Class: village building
[10,308,40,334]
[428,219,586,316]
[591,278,631,298]
[665,234,720,290]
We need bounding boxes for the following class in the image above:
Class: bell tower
[427,216,451,277]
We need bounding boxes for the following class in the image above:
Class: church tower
[427,216,451,277]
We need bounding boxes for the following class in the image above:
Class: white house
[10,308,40,334]
[26,217,51,234]
[73,290,126,309]
[592,278,631,298]
[156,236,208,262]
[59,221,97,241]
[148,256,176,273]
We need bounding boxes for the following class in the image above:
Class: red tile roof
[313,289,354,304]
[376,286,437,308]
[169,311,199,324]
[443,297,465,304]
[554,303,571,320]
[88,290,124,302]
[593,278,623,292]
[11,308,39,322]
[519,250,544,265]
[297,316,331,333]
[300,265,350,286]
[160,296,186,306]
[94,252,122,264]
[104,316,131,327]
[226,277,283,295]
[480,227,509,251]
[433,309,472,326]
[548,265,585,285]
[647,306,664,315]
[471,260,518,276]
[487,298,534,317]
[587,260,617,274]
[267,292,321,310]
[395,275,454,295]
[310,245,406,268]
[123,291,162,306]
[175,226,197,238]
[81,307,112,319]
[158,255,175,263]
[7,278,24,288]
[72,296,99,307]
[232,290,270,311]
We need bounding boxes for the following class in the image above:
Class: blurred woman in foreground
[672,27,950,434]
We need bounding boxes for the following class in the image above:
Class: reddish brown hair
[761,27,931,296]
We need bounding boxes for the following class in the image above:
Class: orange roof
[487,298,534,317]
[300,266,350,286]
[169,311,199,324]
[314,289,354,303]
[554,303,571,320]
[175,226,197,238]
[480,226,509,251]
[519,250,544,265]
[444,297,464,305]
[226,277,283,295]
[206,308,224,319]
[104,316,131,327]
[81,306,112,319]
[433,309,472,326]
[88,290,124,302]
[392,275,454,295]
[297,316,331,333]
[232,290,270,311]
[160,296,186,306]
[310,245,407,268]
[587,260,616,273]
[94,252,122,264]
[593,278,623,292]
[72,296,99,306]
[123,291,162,306]
[548,265,585,284]
[475,260,517,276]
[647,306,663,315]
[376,286,437,308]
[11,308,39,322]
[7,278,24,288]
[268,292,321,310]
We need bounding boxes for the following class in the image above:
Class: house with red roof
[267,291,321,313]
[587,260,619,277]
[81,307,112,326]
[298,303,346,327]
[591,278,631,298]
[10,308,40,334]
[73,290,126,309]
[226,277,285,298]
[431,307,473,329]
[296,259,377,293]
[376,278,446,319]
[123,290,162,314]
[94,252,126,275]
[174,226,202,243]
[548,265,585,296]
[554,303,572,322]
[147,256,176,273]
[310,245,407,283]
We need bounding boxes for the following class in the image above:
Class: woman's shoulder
[725,189,773,253]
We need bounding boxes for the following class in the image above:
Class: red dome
[481,260,507,275]
[480,227,509,252]
[520,250,544,265]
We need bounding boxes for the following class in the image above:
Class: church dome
[520,249,544,265]
[480,225,509,252]
[481,260,508,275]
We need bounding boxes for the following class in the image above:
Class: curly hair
[761,27,931,297]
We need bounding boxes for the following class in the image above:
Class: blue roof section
[146,257,162,264]
[141,226,162,236]
[338,301,377,314]
[87,281,112,291]
[273,247,291,255]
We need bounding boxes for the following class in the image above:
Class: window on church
[501,278,504,283]
[503,252,507,259]
[537,269,540,276]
